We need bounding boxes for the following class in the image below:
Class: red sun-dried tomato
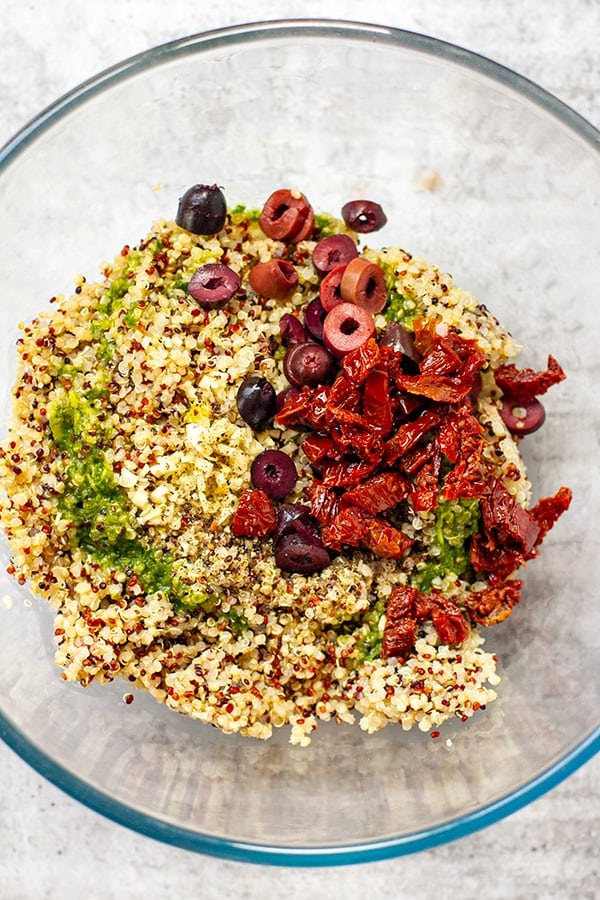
[481,478,541,555]
[320,458,378,489]
[231,489,276,537]
[528,486,572,549]
[362,518,413,559]
[331,421,384,463]
[276,384,330,431]
[394,333,485,404]
[430,597,470,644]
[397,442,436,476]
[301,434,342,467]
[383,407,444,466]
[470,535,523,581]
[382,586,470,661]
[306,481,341,526]
[324,375,363,427]
[495,355,566,403]
[440,409,488,500]
[412,316,442,355]
[382,585,422,659]
[410,450,442,512]
[320,505,370,551]
[382,616,418,660]
[362,364,394,437]
[340,336,381,385]
[343,471,409,514]
[465,579,523,626]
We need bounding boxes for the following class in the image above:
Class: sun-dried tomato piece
[394,333,485,403]
[343,471,409,514]
[495,355,565,403]
[420,340,462,376]
[430,597,470,644]
[441,408,487,500]
[436,407,465,463]
[388,585,421,618]
[397,442,436,475]
[470,534,522,580]
[465,580,523,626]
[412,316,442,356]
[275,385,331,431]
[321,458,378,489]
[381,585,424,659]
[324,374,363,428]
[274,385,314,428]
[340,337,380,385]
[413,592,433,622]
[321,505,370,550]
[304,386,331,431]
[307,481,341,526]
[231,489,276,537]
[468,478,542,579]
[481,478,540,555]
[528,486,572,549]
[362,518,413,559]
[382,616,418,660]
[383,408,444,466]
[382,586,469,660]
[410,450,441,512]
[301,434,342,466]
[362,364,393,437]
[331,422,384,463]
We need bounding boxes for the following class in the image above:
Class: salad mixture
[0,185,571,745]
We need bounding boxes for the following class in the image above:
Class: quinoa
[0,202,536,747]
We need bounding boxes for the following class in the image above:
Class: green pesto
[380,262,424,329]
[224,606,249,637]
[314,213,341,237]
[91,251,142,360]
[48,392,217,615]
[412,498,480,592]
[166,271,188,294]
[384,288,421,329]
[124,302,142,327]
[347,598,385,668]
[230,204,261,223]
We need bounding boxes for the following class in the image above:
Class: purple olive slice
[500,397,546,436]
[323,303,376,358]
[251,449,298,500]
[273,503,320,544]
[312,234,358,275]
[279,313,307,346]
[188,263,241,309]
[284,342,336,387]
[274,533,331,574]
[341,199,387,233]
[304,297,327,342]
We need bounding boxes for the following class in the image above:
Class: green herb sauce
[48,391,216,615]
[230,204,261,223]
[347,598,386,668]
[380,262,424,329]
[411,498,480,592]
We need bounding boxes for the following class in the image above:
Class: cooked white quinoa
[0,204,529,746]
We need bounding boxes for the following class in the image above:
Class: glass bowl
[0,20,598,865]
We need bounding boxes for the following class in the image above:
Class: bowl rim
[1,18,599,867]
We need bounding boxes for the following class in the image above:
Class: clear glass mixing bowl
[0,21,598,865]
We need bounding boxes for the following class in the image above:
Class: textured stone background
[1,2,598,898]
